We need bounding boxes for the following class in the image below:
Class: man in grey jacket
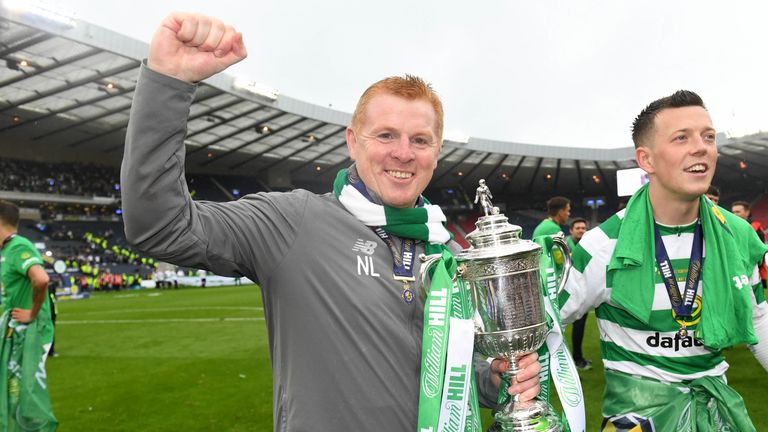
[121,12,541,431]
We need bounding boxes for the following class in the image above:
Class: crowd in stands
[0,157,268,203]
[0,158,120,197]
[38,203,121,220]
[16,220,159,293]
[83,231,157,267]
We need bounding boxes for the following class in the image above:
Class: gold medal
[395,277,415,304]
[672,296,701,339]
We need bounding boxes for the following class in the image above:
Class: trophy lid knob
[459,182,540,260]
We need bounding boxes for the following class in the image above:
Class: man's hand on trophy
[148,12,248,83]
[491,352,542,401]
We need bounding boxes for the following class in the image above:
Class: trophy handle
[552,233,572,294]
[418,253,444,298]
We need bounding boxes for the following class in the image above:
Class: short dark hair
[547,196,570,217]
[706,184,720,198]
[570,217,587,229]
[0,200,20,228]
[631,90,706,148]
[732,200,750,211]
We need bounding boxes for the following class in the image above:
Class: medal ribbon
[373,227,417,302]
[653,221,703,323]
[350,175,419,302]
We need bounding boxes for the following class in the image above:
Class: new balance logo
[354,239,380,277]
[352,239,377,255]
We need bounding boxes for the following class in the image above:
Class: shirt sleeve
[473,353,499,409]
[559,228,612,324]
[12,243,44,274]
[120,64,307,284]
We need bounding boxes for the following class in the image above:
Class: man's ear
[433,140,442,169]
[636,146,654,174]
[346,128,358,161]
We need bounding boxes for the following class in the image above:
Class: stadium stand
[0,158,119,197]
[1,8,767,297]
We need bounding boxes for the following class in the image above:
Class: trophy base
[487,399,562,432]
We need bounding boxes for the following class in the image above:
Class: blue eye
[378,133,395,142]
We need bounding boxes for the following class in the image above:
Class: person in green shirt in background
[532,196,572,279]
[532,196,571,239]
[566,218,587,252]
[0,200,57,430]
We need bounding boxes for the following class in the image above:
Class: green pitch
[48,285,271,431]
[45,285,768,431]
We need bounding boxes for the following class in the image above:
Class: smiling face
[346,94,441,208]
[636,105,718,203]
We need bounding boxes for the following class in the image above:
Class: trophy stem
[489,355,562,431]
[498,356,520,420]
[504,356,520,404]
[507,356,520,375]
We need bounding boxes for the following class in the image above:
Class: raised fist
[148,12,248,83]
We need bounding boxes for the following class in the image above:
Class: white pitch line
[58,317,265,324]
[74,306,264,315]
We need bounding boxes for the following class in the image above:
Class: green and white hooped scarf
[334,167,481,432]
[333,168,451,244]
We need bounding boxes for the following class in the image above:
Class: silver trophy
[456,181,571,431]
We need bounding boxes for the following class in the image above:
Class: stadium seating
[0,158,119,197]
[4,156,765,290]
[750,193,768,228]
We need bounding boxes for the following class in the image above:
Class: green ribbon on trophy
[531,234,586,432]
[418,248,481,432]
[534,235,562,406]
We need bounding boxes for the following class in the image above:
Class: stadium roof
[1,4,767,199]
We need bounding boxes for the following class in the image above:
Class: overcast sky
[56,0,768,149]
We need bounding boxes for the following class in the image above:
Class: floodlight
[232,76,279,101]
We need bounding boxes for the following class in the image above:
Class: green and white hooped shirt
[559,209,768,383]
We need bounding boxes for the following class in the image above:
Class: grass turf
[44,285,767,431]
[48,285,271,431]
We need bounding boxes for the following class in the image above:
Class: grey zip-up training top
[121,64,498,431]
